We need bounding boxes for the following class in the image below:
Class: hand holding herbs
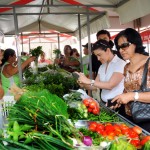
[30,46,43,57]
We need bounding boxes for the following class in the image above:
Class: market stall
[0,1,150,149]
[0,64,150,150]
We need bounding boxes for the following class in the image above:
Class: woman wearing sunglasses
[112,28,150,132]
[76,39,126,113]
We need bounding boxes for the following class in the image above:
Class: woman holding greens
[1,48,35,95]
[56,45,80,72]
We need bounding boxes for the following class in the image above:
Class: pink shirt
[39,59,53,64]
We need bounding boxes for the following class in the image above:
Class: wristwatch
[134,92,139,102]
[90,80,95,86]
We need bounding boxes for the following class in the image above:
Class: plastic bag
[82,97,100,115]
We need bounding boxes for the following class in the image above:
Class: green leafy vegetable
[30,46,43,57]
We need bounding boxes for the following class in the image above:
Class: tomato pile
[88,122,150,149]
[82,98,100,115]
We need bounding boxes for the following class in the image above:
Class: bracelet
[134,92,139,102]
[90,80,95,86]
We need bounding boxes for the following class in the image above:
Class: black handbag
[130,57,150,123]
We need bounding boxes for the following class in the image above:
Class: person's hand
[111,92,134,108]
[0,86,4,99]
[28,56,36,62]
[109,103,122,110]
[63,58,70,66]
[76,72,91,85]
[54,58,61,64]
[77,82,84,88]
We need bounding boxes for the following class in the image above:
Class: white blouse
[98,55,126,102]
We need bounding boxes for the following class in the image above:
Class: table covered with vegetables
[0,64,150,150]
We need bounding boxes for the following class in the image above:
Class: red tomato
[114,129,122,136]
[105,124,114,132]
[96,128,104,135]
[130,139,140,147]
[106,129,115,136]
[83,99,89,107]
[89,122,97,127]
[121,128,130,135]
[96,124,104,131]
[92,108,99,115]
[113,124,121,131]
[89,122,97,132]
[120,124,129,131]
[102,131,107,137]
[107,134,115,140]
[141,136,150,145]
[105,123,112,126]
[89,125,96,132]
[113,124,121,135]
[127,129,139,139]
[108,131,116,136]
[89,101,97,109]
[132,126,142,135]
[88,108,93,112]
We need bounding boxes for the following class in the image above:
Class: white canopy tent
[0,0,150,82]
[0,0,149,36]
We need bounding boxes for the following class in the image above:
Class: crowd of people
[0,28,150,133]
[76,28,150,132]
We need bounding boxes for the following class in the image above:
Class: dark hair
[40,51,45,56]
[92,39,113,52]
[64,45,72,55]
[0,49,4,52]
[109,40,114,49]
[96,30,114,48]
[71,48,80,57]
[2,48,15,65]
[21,52,28,56]
[114,28,148,56]
[96,30,111,40]
[64,45,72,51]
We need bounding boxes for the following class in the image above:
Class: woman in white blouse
[77,39,126,107]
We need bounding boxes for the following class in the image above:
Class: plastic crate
[0,96,15,128]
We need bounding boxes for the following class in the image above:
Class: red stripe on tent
[0,8,11,12]
[23,37,37,44]
[61,0,98,11]
[111,34,117,40]
[140,30,150,42]
[0,0,33,13]
[11,0,34,5]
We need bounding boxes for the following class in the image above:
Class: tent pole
[13,7,23,87]
[86,8,92,80]
[86,7,93,96]
[78,14,83,72]
[57,33,60,50]
[29,38,31,53]
[21,32,23,53]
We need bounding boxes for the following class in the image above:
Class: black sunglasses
[118,42,131,50]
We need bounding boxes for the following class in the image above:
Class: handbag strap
[140,57,150,91]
